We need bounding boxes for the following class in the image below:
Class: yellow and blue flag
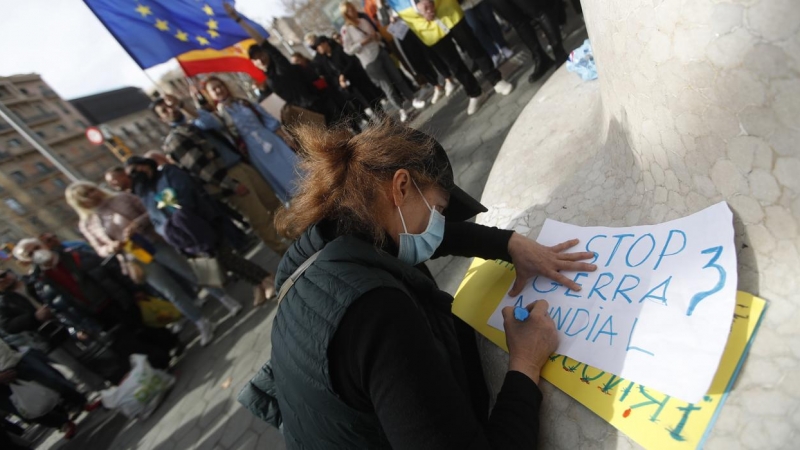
[83,0,268,69]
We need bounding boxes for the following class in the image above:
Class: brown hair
[276,119,440,244]
[203,76,265,126]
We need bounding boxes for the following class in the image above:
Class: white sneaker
[494,80,514,96]
[444,79,456,97]
[197,318,214,347]
[411,98,426,109]
[467,95,484,116]
[431,87,443,104]
[364,107,375,118]
[500,47,514,59]
[492,53,503,68]
[399,109,409,122]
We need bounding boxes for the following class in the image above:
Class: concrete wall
[477,0,799,447]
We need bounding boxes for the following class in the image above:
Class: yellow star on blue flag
[83,0,269,69]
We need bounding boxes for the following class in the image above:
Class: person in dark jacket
[238,120,597,448]
[125,157,275,305]
[223,3,344,126]
[12,239,178,373]
[310,35,385,117]
[0,270,111,389]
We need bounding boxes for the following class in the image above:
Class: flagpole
[142,68,168,96]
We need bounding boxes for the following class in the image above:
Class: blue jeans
[464,2,509,57]
[145,241,233,319]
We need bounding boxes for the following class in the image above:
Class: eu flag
[83,0,269,69]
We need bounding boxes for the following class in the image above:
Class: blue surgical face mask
[396,181,445,266]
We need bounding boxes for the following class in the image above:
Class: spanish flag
[177,39,266,83]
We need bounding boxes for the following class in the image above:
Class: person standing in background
[203,77,300,205]
[485,0,568,82]
[461,0,514,68]
[151,95,289,256]
[340,1,426,123]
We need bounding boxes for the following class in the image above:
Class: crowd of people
[0,1,583,447]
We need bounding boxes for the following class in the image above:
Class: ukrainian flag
[83,0,268,69]
[387,0,464,47]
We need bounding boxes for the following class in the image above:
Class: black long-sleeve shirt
[328,222,543,449]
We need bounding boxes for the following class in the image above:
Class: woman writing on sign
[239,120,597,448]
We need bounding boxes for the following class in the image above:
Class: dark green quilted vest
[266,223,467,449]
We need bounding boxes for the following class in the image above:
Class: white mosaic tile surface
[476,1,799,448]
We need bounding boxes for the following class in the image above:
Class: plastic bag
[10,380,61,419]
[138,296,182,328]
[566,39,598,81]
[100,354,175,419]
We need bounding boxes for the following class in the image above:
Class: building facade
[0,74,120,254]
[70,86,169,158]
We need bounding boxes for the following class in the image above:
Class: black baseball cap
[408,129,487,222]
[312,35,330,49]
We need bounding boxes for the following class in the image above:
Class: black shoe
[528,54,553,83]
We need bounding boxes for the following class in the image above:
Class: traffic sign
[85,126,104,145]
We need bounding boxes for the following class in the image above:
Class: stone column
[476,0,799,447]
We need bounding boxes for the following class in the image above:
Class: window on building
[10,171,27,184]
[36,105,48,115]
[55,125,67,133]
[19,88,29,95]
[34,162,51,174]
[52,177,66,189]
[0,86,10,98]
[75,120,86,129]
[35,131,46,139]
[4,198,27,215]
[31,187,45,196]
[8,138,21,148]
[57,103,70,114]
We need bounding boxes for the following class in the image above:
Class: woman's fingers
[549,238,580,253]
[558,251,595,262]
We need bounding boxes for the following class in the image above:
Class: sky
[0,0,287,100]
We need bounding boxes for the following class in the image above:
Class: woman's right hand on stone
[503,300,558,385]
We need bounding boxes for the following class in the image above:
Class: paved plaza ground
[32,24,587,450]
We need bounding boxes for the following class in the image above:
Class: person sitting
[12,238,179,375]
[0,269,108,390]
[238,120,597,446]
[0,339,84,440]
[125,157,276,306]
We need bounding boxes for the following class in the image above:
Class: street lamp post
[0,102,82,182]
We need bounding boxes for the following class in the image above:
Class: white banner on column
[487,202,737,403]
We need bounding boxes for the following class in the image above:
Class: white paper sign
[488,202,737,403]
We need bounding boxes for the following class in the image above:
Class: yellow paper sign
[452,258,766,450]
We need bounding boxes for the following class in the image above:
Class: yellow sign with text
[452,258,766,450]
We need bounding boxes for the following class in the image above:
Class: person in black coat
[11,239,178,373]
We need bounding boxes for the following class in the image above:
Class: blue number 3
[687,246,726,316]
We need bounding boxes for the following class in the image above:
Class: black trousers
[430,20,502,98]
[399,31,452,86]
[487,0,567,61]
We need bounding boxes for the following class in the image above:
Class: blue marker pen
[514,306,529,321]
